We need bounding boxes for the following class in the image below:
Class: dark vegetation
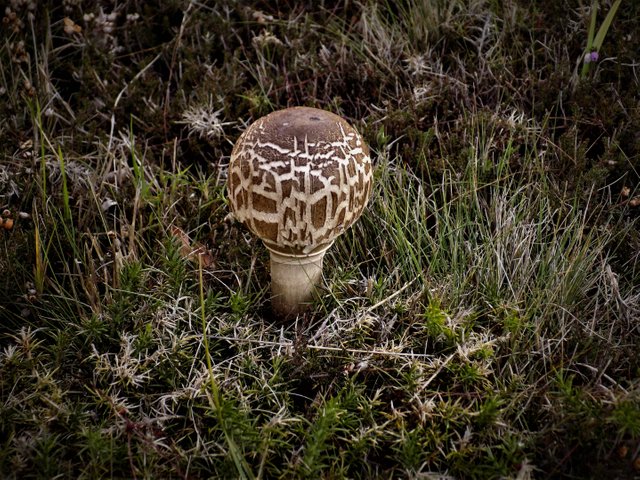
[1,1,639,478]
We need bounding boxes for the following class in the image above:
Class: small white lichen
[180,99,234,140]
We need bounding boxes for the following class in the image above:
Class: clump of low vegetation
[1,1,639,478]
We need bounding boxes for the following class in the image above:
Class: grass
[1,1,639,478]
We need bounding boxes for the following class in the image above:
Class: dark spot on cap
[309,116,321,121]
[252,192,277,213]
[311,196,327,229]
[253,219,278,242]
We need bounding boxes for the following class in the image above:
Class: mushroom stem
[267,244,333,318]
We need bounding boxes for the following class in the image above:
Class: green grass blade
[199,255,255,480]
[593,0,622,49]
[581,0,599,78]
[586,0,598,50]
[56,146,72,228]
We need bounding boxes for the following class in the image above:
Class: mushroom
[228,106,373,318]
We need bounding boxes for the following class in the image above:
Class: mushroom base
[268,244,333,319]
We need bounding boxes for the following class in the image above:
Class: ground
[1,1,639,478]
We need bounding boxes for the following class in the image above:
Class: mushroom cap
[228,106,372,255]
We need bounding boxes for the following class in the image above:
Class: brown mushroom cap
[228,107,372,255]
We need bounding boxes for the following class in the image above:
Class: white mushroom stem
[267,243,333,318]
